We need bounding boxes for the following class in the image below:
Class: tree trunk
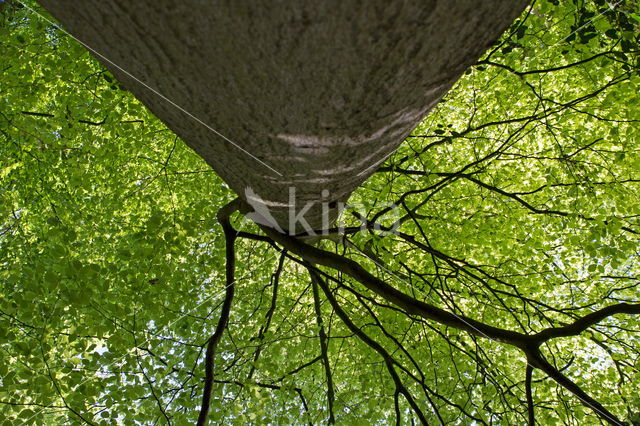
[38,0,529,231]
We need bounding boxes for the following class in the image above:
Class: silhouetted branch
[260,221,530,345]
[20,110,142,125]
[534,303,640,342]
[245,208,637,423]
[308,267,429,425]
[477,50,634,76]
[196,198,240,426]
[525,364,534,426]
[312,274,335,424]
[529,351,622,425]
[247,252,285,380]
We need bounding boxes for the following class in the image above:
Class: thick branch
[533,303,640,342]
[525,364,534,426]
[259,223,530,346]
[196,199,240,426]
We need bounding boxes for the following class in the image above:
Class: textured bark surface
[39,0,529,231]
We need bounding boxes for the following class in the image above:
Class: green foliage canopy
[1,0,640,424]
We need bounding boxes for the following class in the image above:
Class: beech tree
[1,0,640,424]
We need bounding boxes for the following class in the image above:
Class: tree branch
[312,274,336,424]
[247,211,636,423]
[196,198,240,426]
[534,303,640,342]
[525,364,534,426]
[247,252,285,380]
[259,222,530,346]
[308,267,429,425]
[529,351,623,425]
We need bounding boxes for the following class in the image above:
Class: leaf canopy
[1,0,640,424]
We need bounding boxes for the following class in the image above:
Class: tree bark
[38,0,529,231]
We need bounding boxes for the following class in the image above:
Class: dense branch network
[2,0,639,424]
[245,212,637,425]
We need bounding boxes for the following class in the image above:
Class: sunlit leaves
[1,0,640,423]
